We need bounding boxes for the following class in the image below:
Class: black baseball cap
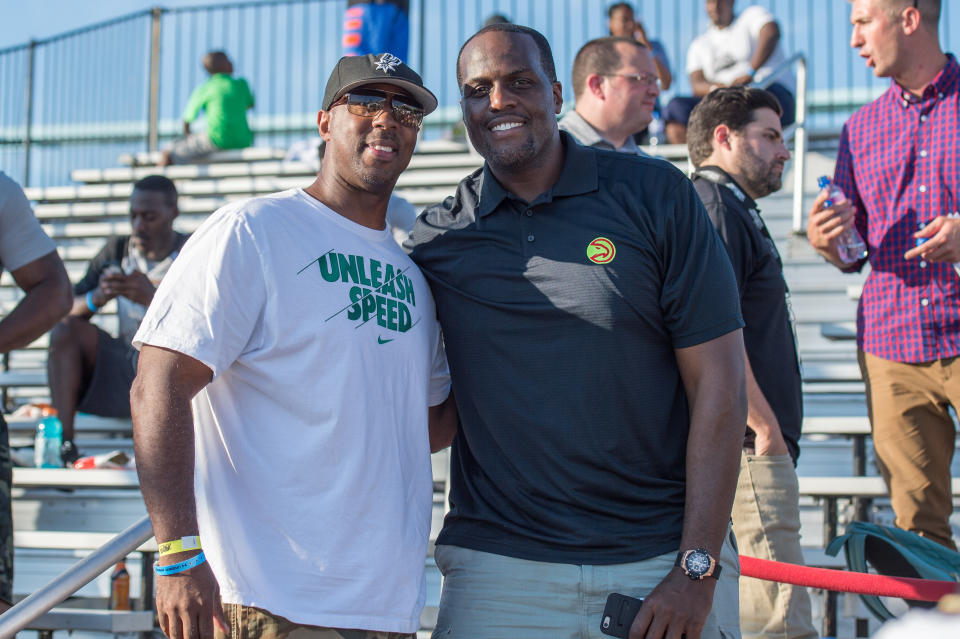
[322,53,438,114]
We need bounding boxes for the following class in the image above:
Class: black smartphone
[600,592,643,638]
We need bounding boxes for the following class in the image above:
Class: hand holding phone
[601,593,643,638]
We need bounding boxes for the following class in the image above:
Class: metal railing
[752,52,809,234]
[3,0,956,188]
[0,515,154,639]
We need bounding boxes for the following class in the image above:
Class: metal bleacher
[3,140,957,638]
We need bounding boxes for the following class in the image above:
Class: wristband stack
[154,535,204,576]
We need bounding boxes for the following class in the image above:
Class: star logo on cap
[375,53,402,73]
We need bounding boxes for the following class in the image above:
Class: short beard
[485,140,539,172]
[739,148,783,199]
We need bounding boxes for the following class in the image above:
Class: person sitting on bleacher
[663,0,795,144]
[0,171,71,612]
[158,51,254,167]
[46,175,188,466]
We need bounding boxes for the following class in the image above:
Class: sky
[0,1,238,49]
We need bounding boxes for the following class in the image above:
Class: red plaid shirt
[835,54,960,363]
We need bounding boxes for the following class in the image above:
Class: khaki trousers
[214,604,415,639]
[858,350,959,550]
[731,452,818,639]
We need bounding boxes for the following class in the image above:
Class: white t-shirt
[686,5,794,91]
[134,188,450,633]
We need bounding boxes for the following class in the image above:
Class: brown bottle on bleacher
[109,561,130,610]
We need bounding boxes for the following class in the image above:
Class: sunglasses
[331,89,425,128]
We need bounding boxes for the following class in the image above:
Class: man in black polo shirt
[407,23,747,639]
[687,87,817,639]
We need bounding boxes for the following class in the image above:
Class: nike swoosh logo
[377,336,394,344]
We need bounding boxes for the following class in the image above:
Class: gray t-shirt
[0,172,56,274]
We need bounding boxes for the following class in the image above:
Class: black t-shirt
[692,167,802,463]
[407,135,744,564]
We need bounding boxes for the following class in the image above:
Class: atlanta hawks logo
[375,53,402,73]
[587,237,616,264]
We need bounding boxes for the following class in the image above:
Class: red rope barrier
[740,556,960,602]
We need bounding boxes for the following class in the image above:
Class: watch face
[685,551,711,576]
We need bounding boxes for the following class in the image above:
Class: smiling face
[850,0,908,78]
[458,30,563,175]
[727,107,790,198]
[319,81,419,194]
[129,188,177,257]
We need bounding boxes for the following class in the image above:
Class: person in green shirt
[159,51,255,167]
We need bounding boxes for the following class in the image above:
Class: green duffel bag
[826,521,960,621]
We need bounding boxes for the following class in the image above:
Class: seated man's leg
[164,132,218,166]
[75,331,138,420]
[663,96,702,144]
[732,451,817,639]
[431,545,582,639]
[47,316,100,443]
[766,84,796,128]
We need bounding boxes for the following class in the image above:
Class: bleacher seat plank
[119,147,287,166]
[13,468,139,489]
[73,152,483,184]
[14,530,156,552]
[799,476,960,497]
[801,416,870,435]
[27,608,154,632]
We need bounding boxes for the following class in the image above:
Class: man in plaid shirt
[807,0,959,549]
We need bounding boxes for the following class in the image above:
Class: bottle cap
[40,407,58,417]
[817,176,831,189]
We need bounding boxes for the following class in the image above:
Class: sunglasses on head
[331,88,425,128]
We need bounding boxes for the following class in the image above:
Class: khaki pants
[432,538,741,639]
[731,452,818,639]
[215,604,415,639]
[859,350,959,550]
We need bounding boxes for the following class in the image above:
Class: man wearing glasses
[559,36,662,156]
[131,53,456,639]
[808,0,959,551]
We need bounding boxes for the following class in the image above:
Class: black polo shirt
[693,166,802,463]
[407,133,743,564]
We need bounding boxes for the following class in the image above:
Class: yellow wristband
[158,535,202,557]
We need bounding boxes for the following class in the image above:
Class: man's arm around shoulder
[629,329,746,639]
[131,345,228,639]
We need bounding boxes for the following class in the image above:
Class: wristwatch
[675,548,722,580]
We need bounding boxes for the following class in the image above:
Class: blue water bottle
[34,409,64,468]
[818,176,868,264]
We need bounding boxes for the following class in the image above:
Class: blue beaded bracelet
[85,291,99,313]
[154,550,206,576]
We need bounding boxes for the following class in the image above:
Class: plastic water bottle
[818,176,868,264]
[34,409,63,468]
[109,561,131,610]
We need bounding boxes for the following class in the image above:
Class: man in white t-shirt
[131,53,456,639]
[664,0,795,143]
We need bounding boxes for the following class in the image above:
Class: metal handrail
[751,53,809,234]
[0,515,154,639]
